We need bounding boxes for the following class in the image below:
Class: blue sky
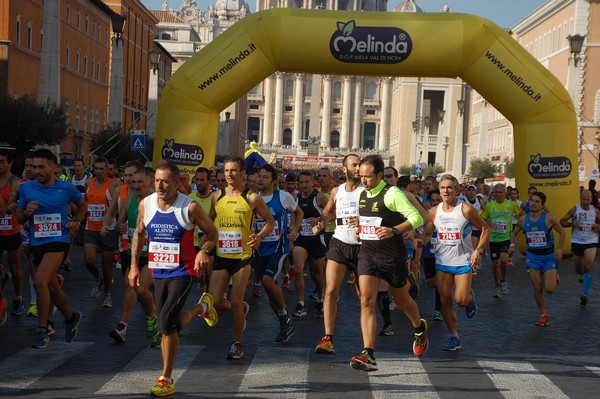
[141,0,547,28]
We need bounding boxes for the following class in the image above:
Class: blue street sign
[130,135,146,151]
[415,166,422,174]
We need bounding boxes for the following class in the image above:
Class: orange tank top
[86,178,113,231]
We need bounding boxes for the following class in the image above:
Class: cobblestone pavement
[0,247,599,398]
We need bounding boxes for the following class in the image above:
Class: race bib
[491,219,507,233]
[0,214,12,231]
[87,204,106,222]
[438,226,462,245]
[299,220,315,236]
[336,201,359,218]
[359,216,382,240]
[148,241,180,269]
[218,231,243,253]
[526,231,547,248]
[33,214,62,238]
[577,222,593,232]
[257,220,280,242]
[428,237,438,251]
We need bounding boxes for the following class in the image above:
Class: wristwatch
[200,247,210,254]
[391,227,399,236]
[477,247,485,255]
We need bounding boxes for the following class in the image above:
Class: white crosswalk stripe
[368,353,441,399]
[236,347,310,398]
[477,360,570,399]
[0,341,93,392]
[95,344,203,395]
[586,366,600,377]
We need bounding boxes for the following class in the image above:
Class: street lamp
[567,34,585,66]
[111,14,126,48]
[149,51,160,75]
[438,109,446,123]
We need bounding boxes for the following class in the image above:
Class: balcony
[247,143,389,160]
[247,93,263,101]
[363,98,380,107]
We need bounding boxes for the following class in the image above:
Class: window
[85,16,88,34]
[27,22,32,50]
[366,109,376,115]
[285,105,293,112]
[366,82,377,99]
[92,23,96,38]
[248,85,260,95]
[16,16,21,45]
[75,104,80,133]
[76,50,80,72]
[332,108,341,114]
[77,12,80,29]
[333,82,342,100]
[330,131,340,147]
[283,128,293,145]
[83,106,87,133]
[249,104,259,110]
[286,80,294,97]
[65,46,70,67]
[64,101,70,126]
[66,5,70,22]
[83,55,87,75]
[96,62,100,80]
[161,32,171,40]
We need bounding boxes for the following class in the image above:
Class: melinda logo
[329,20,412,64]
[161,139,204,166]
[527,153,571,179]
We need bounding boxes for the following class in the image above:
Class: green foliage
[469,157,498,180]
[90,123,154,166]
[399,164,445,177]
[0,95,68,169]
[504,157,515,179]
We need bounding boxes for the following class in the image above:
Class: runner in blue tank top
[16,149,86,349]
[510,191,564,327]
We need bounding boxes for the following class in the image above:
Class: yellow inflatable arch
[154,9,577,251]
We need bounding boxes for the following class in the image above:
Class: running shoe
[147,316,158,338]
[62,259,72,272]
[151,330,162,348]
[412,319,429,357]
[275,315,295,343]
[309,290,319,300]
[556,273,560,286]
[500,280,509,295]
[507,258,514,267]
[27,304,38,317]
[253,282,262,297]
[198,292,218,327]
[90,279,103,298]
[0,298,7,326]
[433,310,443,321]
[465,289,477,319]
[350,349,378,372]
[291,303,306,318]
[493,286,502,298]
[408,272,420,299]
[31,329,49,349]
[534,314,549,326]
[102,294,113,309]
[226,342,244,360]
[442,336,461,351]
[57,274,65,288]
[281,275,290,289]
[11,298,24,316]
[315,302,324,318]
[379,323,394,336]
[46,320,56,336]
[315,336,335,354]
[580,293,588,306]
[110,322,127,343]
[150,376,175,397]
[65,311,82,342]
[389,297,397,311]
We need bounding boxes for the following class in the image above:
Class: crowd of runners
[0,147,596,396]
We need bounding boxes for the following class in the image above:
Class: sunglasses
[384,174,393,179]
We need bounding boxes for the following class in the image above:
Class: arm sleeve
[17,184,27,209]
[69,184,84,204]
[384,187,423,230]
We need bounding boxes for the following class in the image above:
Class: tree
[504,157,515,179]
[90,123,154,166]
[469,157,498,180]
[423,163,445,178]
[0,94,68,170]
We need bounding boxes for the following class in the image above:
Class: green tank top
[127,194,148,257]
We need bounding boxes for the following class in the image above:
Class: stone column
[273,72,284,145]
[262,76,273,144]
[352,77,363,149]
[378,77,392,150]
[293,74,304,146]
[340,76,352,148]
[321,75,332,147]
